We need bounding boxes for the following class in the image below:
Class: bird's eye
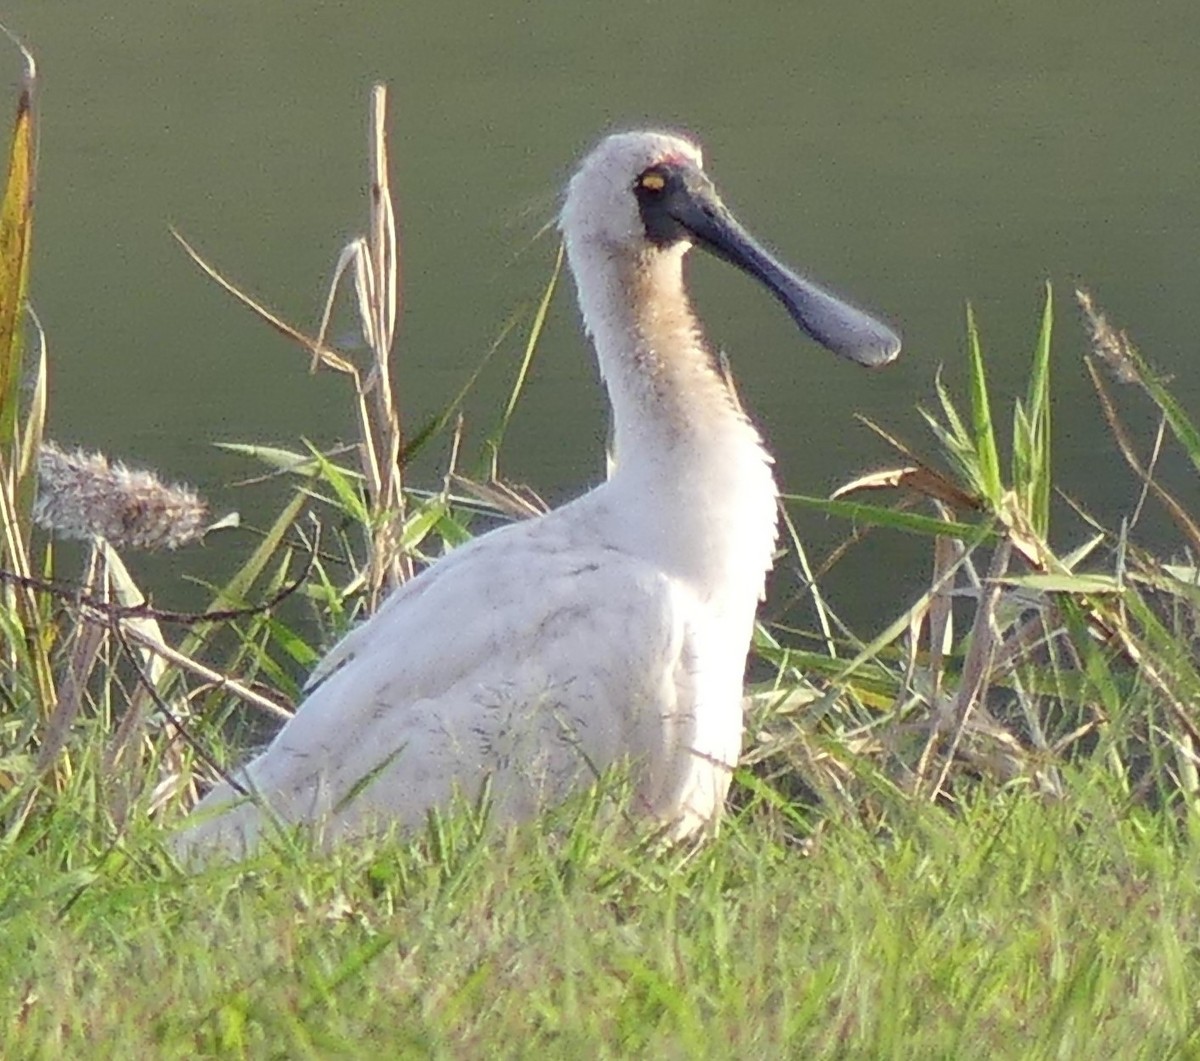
[635,168,668,194]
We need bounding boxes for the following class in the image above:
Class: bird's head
[560,129,901,367]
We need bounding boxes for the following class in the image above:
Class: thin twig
[0,528,317,625]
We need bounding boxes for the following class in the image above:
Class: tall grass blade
[1135,364,1200,472]
[15,309,45,513]
[0,36,52,720]
[1013,284,1053,537]
[785,493,996,543]
[0,32,33,445]
[965,303,1002,508]
[177,491,309,667]
[1078,288,1200,473]
[485,242,564,476]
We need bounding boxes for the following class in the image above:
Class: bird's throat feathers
[568,241,779,601]
[572,244,767,472]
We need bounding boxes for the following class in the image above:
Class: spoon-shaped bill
[664,168,901,367]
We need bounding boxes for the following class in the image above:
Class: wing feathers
[181,518,699,857]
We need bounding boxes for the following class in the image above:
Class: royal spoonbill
[178,129,900,859]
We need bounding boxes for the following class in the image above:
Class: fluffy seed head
[34,442,209,551]
[1076,289,1139,384]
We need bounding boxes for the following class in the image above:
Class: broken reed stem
[368,84,399,410]
[174,87,413,607]
[114,620,292,722]
[362,82,410,597]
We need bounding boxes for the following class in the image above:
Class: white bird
[178,130,900,859]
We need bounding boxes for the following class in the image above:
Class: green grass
[4,776,1199,1057]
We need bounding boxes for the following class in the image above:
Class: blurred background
[2,1,1197,630]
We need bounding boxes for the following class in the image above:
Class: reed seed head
[1075,288,1139,384]
[34,442,209,551]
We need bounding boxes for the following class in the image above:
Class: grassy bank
[4,776,1199,1056]
[5,53,1200,1057]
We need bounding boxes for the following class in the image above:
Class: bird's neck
[570,242,780,612]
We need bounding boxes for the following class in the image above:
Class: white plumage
[178,130,899,858]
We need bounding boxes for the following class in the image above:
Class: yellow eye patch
[638,171,666,192]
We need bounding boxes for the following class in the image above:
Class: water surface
[4,1,1198,626]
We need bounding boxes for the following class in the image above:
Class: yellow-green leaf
[0,37,35,443]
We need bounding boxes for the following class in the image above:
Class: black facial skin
[632,161,901,368]
[634,163,697,247]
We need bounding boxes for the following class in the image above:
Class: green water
[4,1,1199,625]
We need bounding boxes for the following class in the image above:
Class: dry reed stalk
[33,543,108,777]
[356,84,408,599]
[177,85,411,613]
